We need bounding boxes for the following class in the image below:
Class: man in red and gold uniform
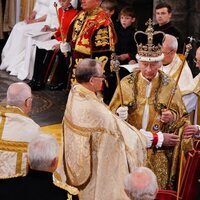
[60,0,116,104]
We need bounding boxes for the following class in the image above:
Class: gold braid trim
[0,112,6,139]
[53,172,79,195]
[0,139,28,152]
[0,140,28,178]
[63,116,105,137]
[16,152,23,175]
[64,115,146,165]
[0,172,25,179]
[5,105,28,117]
[0,105,28,139]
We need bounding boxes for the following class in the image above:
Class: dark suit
[22,169,79,200]
[0,169,79,200]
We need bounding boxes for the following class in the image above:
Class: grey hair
[28,134,59,171]
[124,167,158,200]
[6,82,32,107]
[164,34,178,51]
[75,58,102,83]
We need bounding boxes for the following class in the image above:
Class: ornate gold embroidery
[53,173,79,195]
[0,140,28,179]
[0,139,28,152]
[64,116,105,137]
[0,112,6,139]
[95,27,109,47]
[16,152,23,175]
[94,56,108,73]
[128,70,170,112]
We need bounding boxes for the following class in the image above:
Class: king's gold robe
[54,84,147,200]
[109,70,192,189]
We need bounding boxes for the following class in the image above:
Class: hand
[160,109,174,123]
[60,42,71,53]
[117,53,129,61]
[162,133,180,147]
[183,125,198,139]
[41,25,50,32]
[128,59,136,64]
[116,106,128,120]
[52,43,60,50]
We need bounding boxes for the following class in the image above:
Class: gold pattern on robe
[109,70,192,189]
[54,84,147,200]
[95,27,109,47]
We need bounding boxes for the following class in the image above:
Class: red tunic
[54,6,78,41]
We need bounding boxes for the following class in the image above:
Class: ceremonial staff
[166,39,192,109]
[151,37,193,133]
[111,53,124,106]
[54,2,67,57]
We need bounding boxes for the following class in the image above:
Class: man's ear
[24,97,31,107]
[50,157,58,170]
[89,77,94,85]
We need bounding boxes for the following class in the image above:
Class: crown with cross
[134,18,165,62]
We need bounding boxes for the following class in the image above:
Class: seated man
[28,0,78,90]
[0,0,50,76]
[124,167,158,200]
[22,134,79,200]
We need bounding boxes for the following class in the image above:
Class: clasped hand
[160,109,174,123]
[162,133,180,146]
[116,106,128,120]
[60,42,71,53]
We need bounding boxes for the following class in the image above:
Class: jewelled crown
[134,19,165,62]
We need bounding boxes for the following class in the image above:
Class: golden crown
[134,19,165,62]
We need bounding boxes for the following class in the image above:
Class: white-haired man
[124,167,158,200]
[109,19,192,190]
[161,34,195,113]
[22,134,79,200]
[0,82,43,199]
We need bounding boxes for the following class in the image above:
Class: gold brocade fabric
[109,70,192,189]
[54,84,147,200]
[193,74,200,124]
[66,7,116,92]
[0,105,42,179]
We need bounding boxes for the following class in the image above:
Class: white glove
[116,106,128,120]
[60,42,71,53]
[139,129,164,148]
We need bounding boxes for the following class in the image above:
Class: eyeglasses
[92,74,106,80]
[193,58,200,64]
[162,49,174,55]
